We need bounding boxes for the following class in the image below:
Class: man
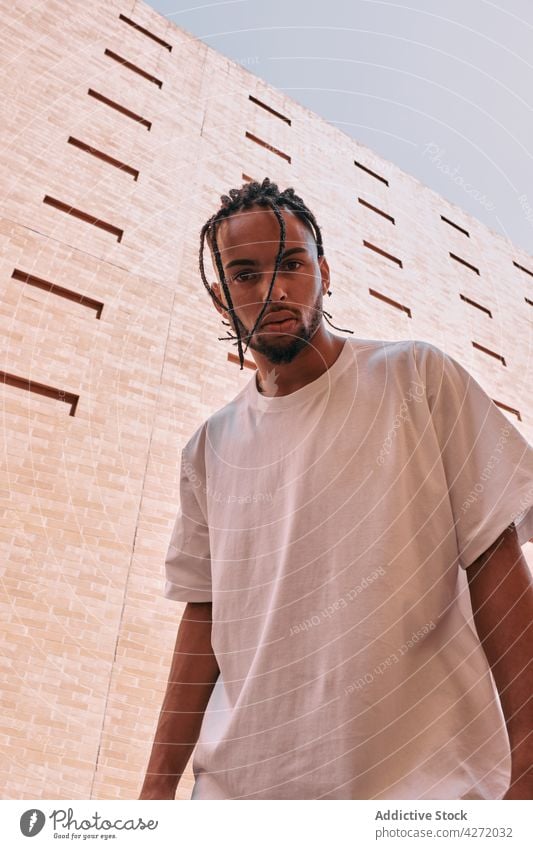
[140,178,533,800]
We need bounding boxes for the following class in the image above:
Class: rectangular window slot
[228,352,256,370]
[525,297,533,307]
[87,89,152,130]
[242,173,254,183]
[449,252,480,275]
[354,159,389,186]
[358,197,395,224]
[493,399,521,422]
[440,215,470,237]
[0,371,79,416]
[513,260,533,278]
[459,293,492,318]
[368,288,411,317]
[245,131,291,163]
[43,196,123,242]
[67,136,139,180]
[472,341,506,366]
[118,14,172,50]
[11,269,104,319]
[104,49,163,88]
[248,95,291,125]
[363,240,403,268]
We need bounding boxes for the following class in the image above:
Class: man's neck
[254,334,346,398]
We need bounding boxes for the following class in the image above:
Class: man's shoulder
[350,338,456,402]
[182,339,450,453]
[349,336,445,369]
[182,378,252,458]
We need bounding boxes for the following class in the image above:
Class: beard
[233,290,323,366]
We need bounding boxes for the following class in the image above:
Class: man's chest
[203,383,447,574]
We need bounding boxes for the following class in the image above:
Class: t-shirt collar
[246,338,353,411]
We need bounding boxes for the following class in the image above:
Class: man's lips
[260,311,298,327]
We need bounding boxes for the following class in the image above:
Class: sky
[149,0,533,257]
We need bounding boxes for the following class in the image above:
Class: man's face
[210,205,330,365]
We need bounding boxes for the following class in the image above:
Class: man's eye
[233,261,302,283]
[234,271,259,283]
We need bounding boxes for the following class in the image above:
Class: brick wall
[1,0,531,799]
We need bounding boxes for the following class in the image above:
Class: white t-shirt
[164,337,533,800]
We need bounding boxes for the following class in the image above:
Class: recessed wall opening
[227,352,256,370]
[43,196,124,242]
[494,399,521,421]
[11,269,104,319]
[245,131,291,163]
[118,14,172,50]
[354,159,389,186]
[248,95,291,125]
[441,215,470,237]
[104,49,163,88]
[0,371,79,416]
[369,288,411,317]
[358,197,395,224]
[449,252,480,275]
[513,260,533,278]
[363,240,403,268]
[472,341,506,366]
[459,293,492,318]
[87,89,152,130]
[67,137,139,180]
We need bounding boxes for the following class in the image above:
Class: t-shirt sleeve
[413,340,533,570]
[163,441,212,603]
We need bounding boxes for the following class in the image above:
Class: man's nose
[259,268,288,301]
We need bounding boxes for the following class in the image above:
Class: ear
[210,281,229,319]
[319,254,330,294]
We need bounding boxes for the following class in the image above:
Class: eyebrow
[225,246,308,270]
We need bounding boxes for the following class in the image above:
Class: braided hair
[198,177,353,370]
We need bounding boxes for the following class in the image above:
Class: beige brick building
[1,0,531,799]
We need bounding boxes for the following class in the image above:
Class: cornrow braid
[198,177,353,370]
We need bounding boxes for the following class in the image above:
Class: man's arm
[139,601,220,799]
[466,523,533,799]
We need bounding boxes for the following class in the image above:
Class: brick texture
[0,0,531,800]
